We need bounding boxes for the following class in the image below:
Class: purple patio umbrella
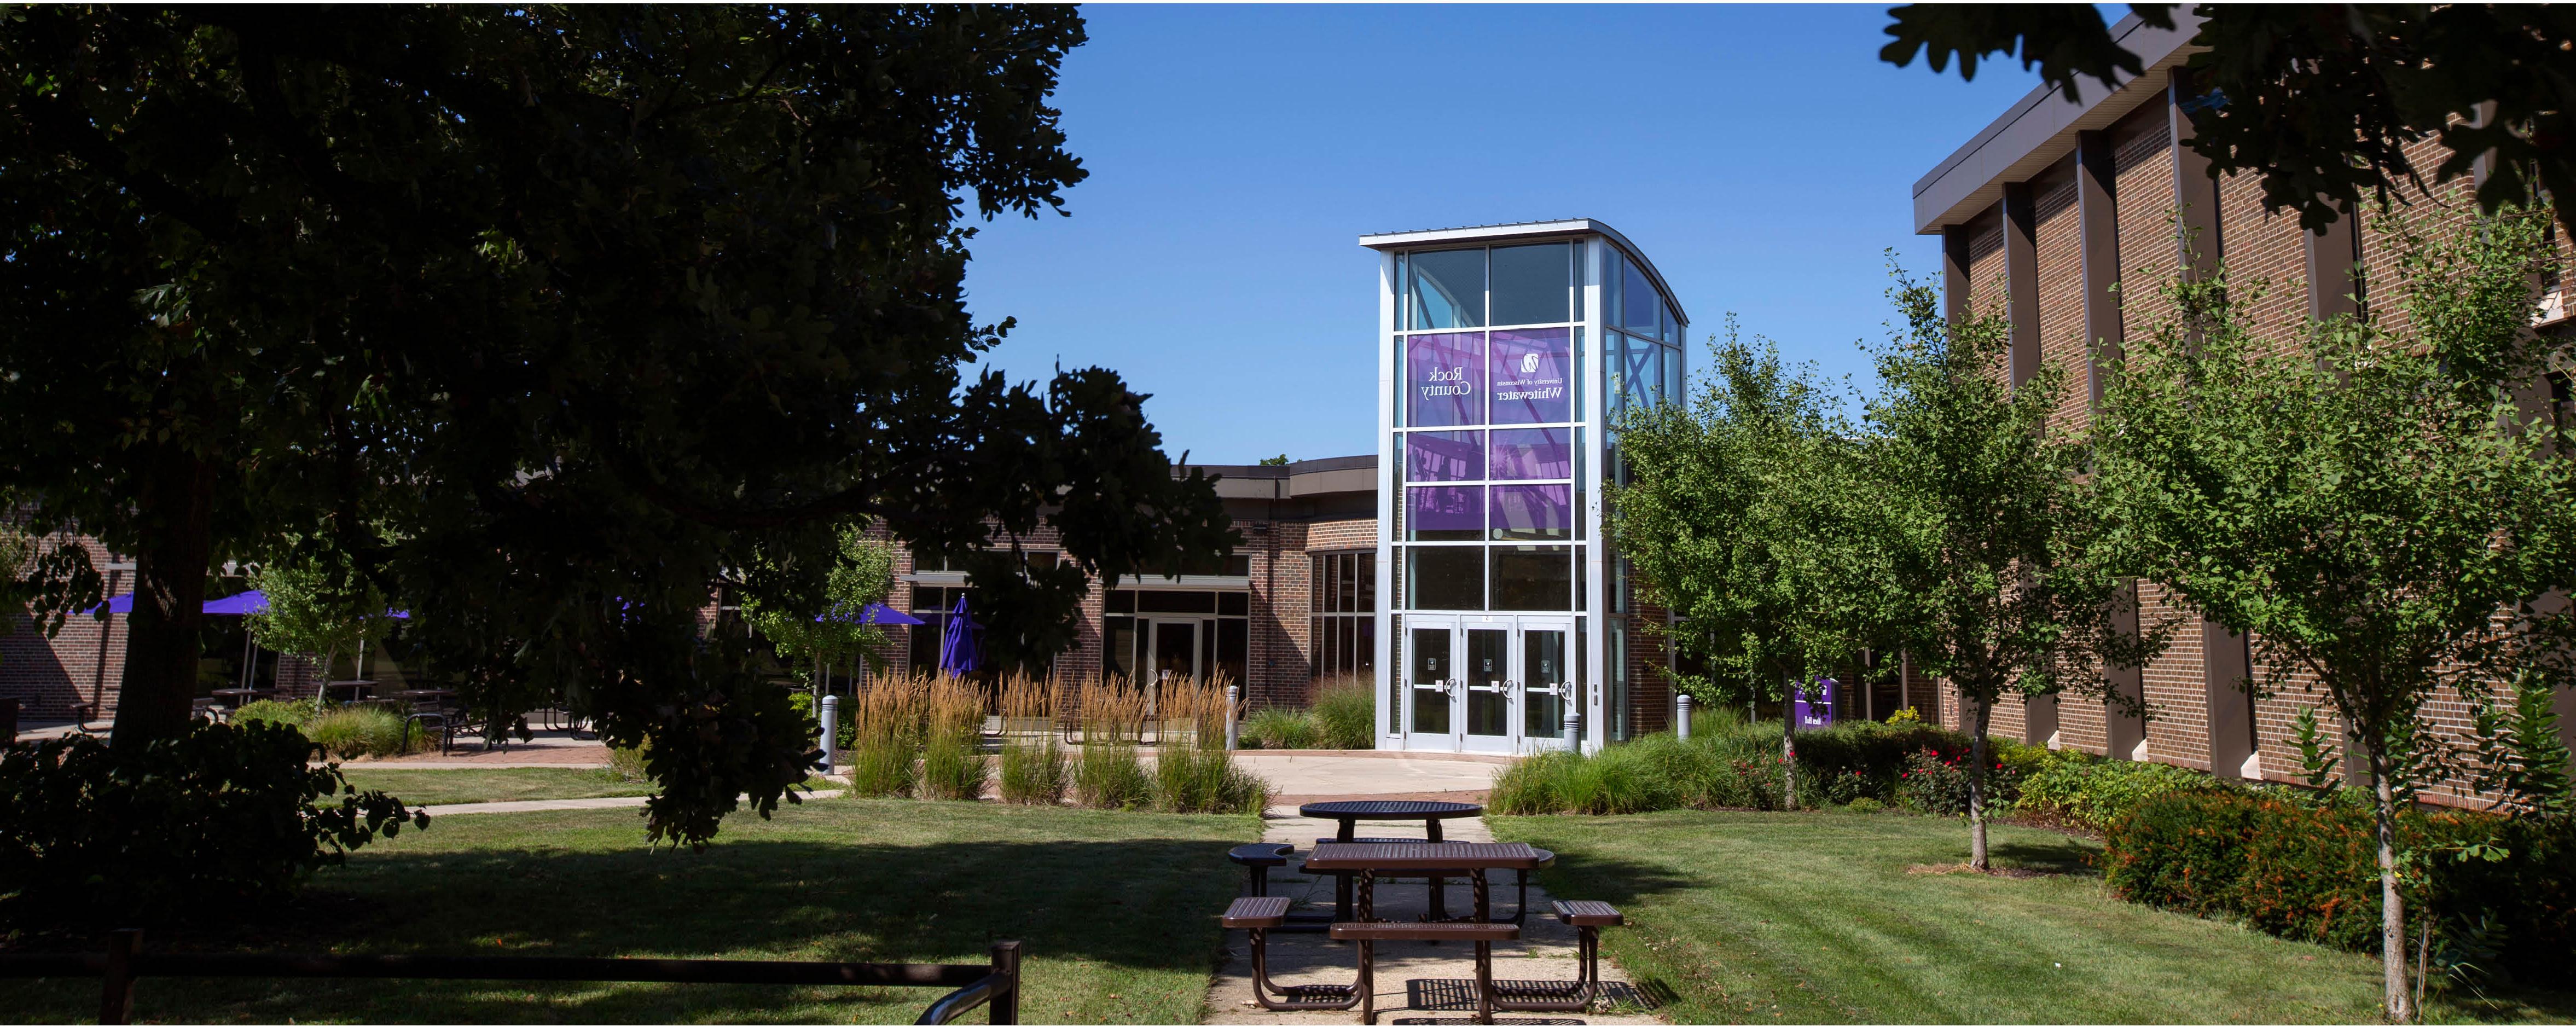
[937,594,983,676]
[815,602,924,627]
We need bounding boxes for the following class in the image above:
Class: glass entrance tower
[1361,221,1687,754]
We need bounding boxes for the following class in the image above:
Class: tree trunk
[2371,738,2413,1022]
[1782,700,1800,810]
[108,448,217,749]
[1968,695,1993,872]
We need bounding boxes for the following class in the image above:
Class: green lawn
[0,799,1250,1023]
[335,768,662,806]
[1492,808,2576,1024]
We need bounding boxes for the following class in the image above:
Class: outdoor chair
[1489,900,1624,1013]
[1221,896,1362,1013]
[188,697,228,724]
[1331,918,1518,1025]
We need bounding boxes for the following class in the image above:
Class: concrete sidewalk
[1205,808,1661,1024]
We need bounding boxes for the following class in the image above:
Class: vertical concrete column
[2078,130,2147,760]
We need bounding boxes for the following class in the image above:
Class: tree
[2090,207,2576,1021]
[0,8,1232,844]
[1615,322,1899,807]
[743,524,898,692]
[1867,268,2150,871]
[1882,5,2576,241]
[244,555,394,697]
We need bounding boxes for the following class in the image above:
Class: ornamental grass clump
[846,676,924,797]
[1240,706,1320,750]
[303,705,427,760]
[1072,680,1152,809]
[1312,674,1376,749]
[996,675,1067,805]
[1152,679,1270,814]
[917,675,988,801]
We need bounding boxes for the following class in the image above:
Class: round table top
[1296,799,1483,820]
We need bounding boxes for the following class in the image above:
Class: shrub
[1312,677,1376,750]
[0,722,423,926]
[304,705,425,760]
[1898,746,2020,816]
[2103,790,2576,989]
[607,738,651,782]
[1845,796,1887,814]
[230,698,318,729]
[1240,707,1320,750]
[846,679,923,797]
[2020,753,2233,831]
[1488,751,1577,814]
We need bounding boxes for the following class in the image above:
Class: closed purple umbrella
[938,594,982,676]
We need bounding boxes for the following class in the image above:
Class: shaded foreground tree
[1866,269,2154,872]
[2090,208,2576,1020]
[1614,323,1901,808]
[1882,4,2576,241]
[0,7,1231,843]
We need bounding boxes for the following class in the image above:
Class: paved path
[1205,808,1661,1024]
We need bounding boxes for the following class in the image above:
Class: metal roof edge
[1910,7,2206,235]
[1358,218,1690,328]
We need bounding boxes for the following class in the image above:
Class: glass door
[1517,618,1574,752]
[1460,625,1512,753]
[1406,618,1459,751]
[1146,618,1200,683]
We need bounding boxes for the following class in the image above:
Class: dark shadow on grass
[0,837,1239,1024]
[1984,839,2099,877]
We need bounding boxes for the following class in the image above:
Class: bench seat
[1221,896,1290,929]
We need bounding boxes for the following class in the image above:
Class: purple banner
[1794,677,1836,729]
[1407,332,1483,427]
[1489,427,1571,480]
[1406,431,1483,483]
[1489,484,1571,540]
[1489,328,1571,425]
[1409,485,1483,540]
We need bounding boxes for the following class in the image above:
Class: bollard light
[819,693,839,775]
[1564,710,1583,754]
[1225,685,1241,751]
[1676,693,1693,741]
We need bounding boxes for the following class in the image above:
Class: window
[910,547,1059,575]
[1309,552,1377,680]
[1407,486,1482,541]
[1489,329,1572,424]
[1406,332,1484,427]
[1406,431,1483,482]
[1408,546,1483,610]
[1490,546,1573,610]
[1103,588,1250,683]
[1620,255,1659,334]
[1489,427,1570,480]
[1408,248,1485,329]
[1489,242,1572,327]
[1490,484,1571,541]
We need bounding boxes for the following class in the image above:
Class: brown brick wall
[2218,167,2311,355]
[2032,163,2090,434]
[1964,213,2010,320]
[0,532,129,720]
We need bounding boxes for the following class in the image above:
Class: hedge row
[2105,790,2576,989]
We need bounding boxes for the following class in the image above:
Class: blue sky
[960,4,2051,465]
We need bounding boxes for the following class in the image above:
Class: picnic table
[321,680,375,704]
[1297,799,1483,842]
[207,687,274,709]
[1301,841,1554,925]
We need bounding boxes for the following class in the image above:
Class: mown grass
[1491,808,2576,1024]
[334,768,663,807]
[0,798,1249,1023]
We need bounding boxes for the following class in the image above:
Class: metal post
[988,940,1023,1024]
[1564,710,1582,754]
[818,694,839,774]
[100,929,141,1025]
[1676,693,1692,741]
[1225,685,1240,751]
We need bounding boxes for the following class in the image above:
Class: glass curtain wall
[1393,241,1584,613]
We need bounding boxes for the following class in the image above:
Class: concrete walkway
[1206,807,1661,1024]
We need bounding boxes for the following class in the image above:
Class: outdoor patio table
[1301,841,1554,926]
[321,680,375,704]
[1297,799,1483,842]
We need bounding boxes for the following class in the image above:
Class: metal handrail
[0,931,1023,1025]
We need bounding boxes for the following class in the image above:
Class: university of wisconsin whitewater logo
[1519,352,1540,374]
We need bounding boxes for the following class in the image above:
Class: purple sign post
[1793,677,1836,729]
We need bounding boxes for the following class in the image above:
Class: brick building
[1907,8,2576,798]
